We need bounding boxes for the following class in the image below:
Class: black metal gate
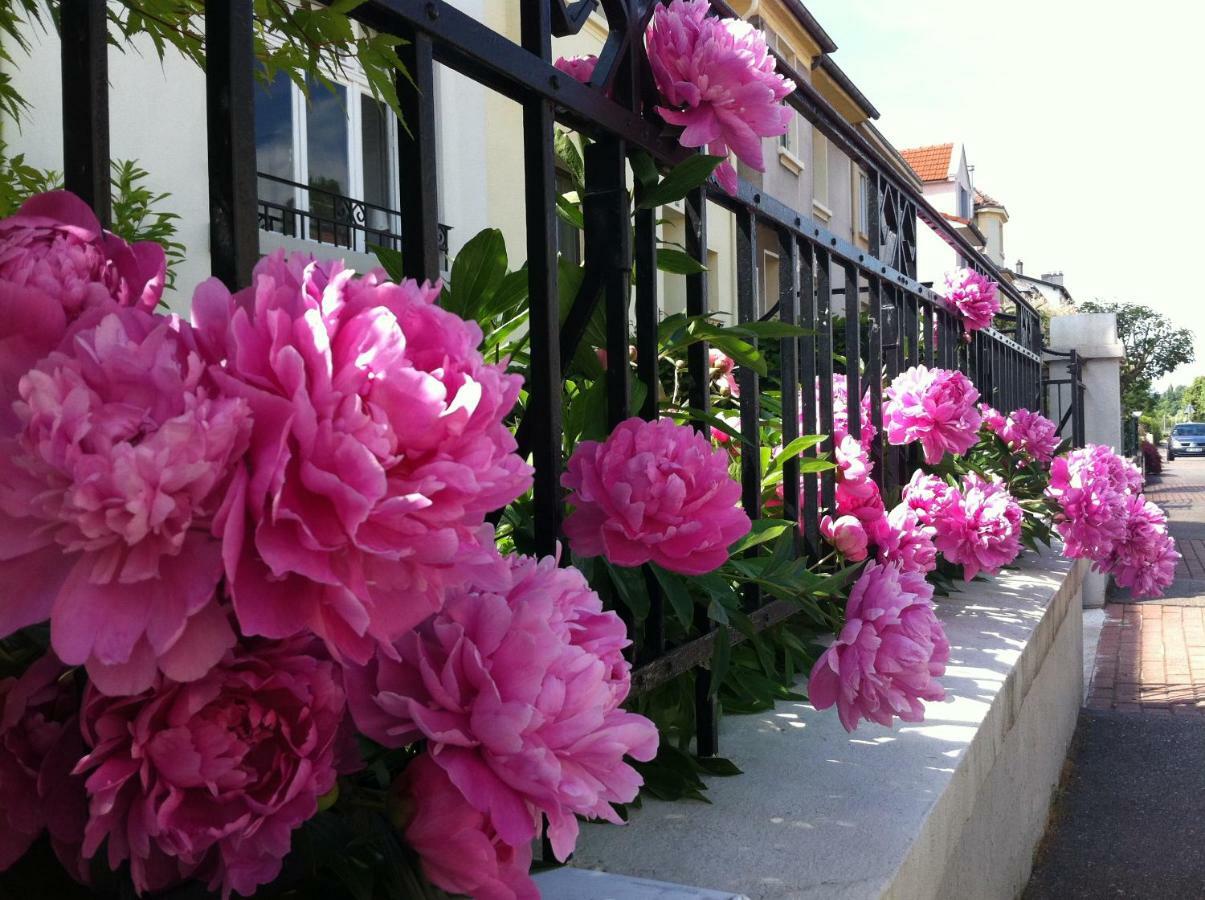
[56,0,1049,757]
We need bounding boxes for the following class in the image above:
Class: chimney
[1042,271,1064,286]
[1016,259,1024,275]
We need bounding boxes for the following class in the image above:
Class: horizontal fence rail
[60,0,1051,766]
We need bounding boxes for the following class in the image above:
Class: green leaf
[656,247,707,275]
[694,756,743,777]
[445,228,508,319]
[637,155,725,209]
[556,193,584,230]
[799,457,837,473]
[766,434,827,473]
[370,244,405,282]
[661,405,751,447]
[630,150,660,193]
[605,561,651,622]
[554,129,585,190]
[728,519,792,555]
[726,321,815,340]
[651,564,695,631]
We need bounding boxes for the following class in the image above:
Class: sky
[806,1,1205,389]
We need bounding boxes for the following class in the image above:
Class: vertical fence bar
[584,137,632,429]
[633,185,664,664]
[843,264,862,444]
[634,203,659,421]
[922,301,935,367]
[735,207,760,610]
[779,232,800,537]
[397,30,441,280]
[205,2,258,289]
[903,292,920,474]
[61,0,110,225]
[816,249,836,516]
[867,277,884,490]
[882,284,902,489]
[520,1,563,559]
[684,185,718,757]
[799,241,821,557]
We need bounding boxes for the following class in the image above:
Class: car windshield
[1174,424,1205,436]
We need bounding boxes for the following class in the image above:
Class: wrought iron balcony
[256,172,450,271]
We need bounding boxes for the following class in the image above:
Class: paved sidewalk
[1026,457,1205,899]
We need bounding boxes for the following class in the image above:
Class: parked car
[1168,422,1205,460]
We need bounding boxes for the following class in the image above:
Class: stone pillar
[1046,313,1125,608]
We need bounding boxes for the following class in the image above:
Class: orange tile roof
[899,143,953,183]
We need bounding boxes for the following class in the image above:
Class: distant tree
[1080,301,1195,415]
[1181,377,1205,422]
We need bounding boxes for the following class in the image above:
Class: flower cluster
[940,268,1000,334]
[563,416,751,575]
[1047,444,1177,597]
[983,404,1061,466]
[808,561,949,731]
[818,376,877,453]
[1,192,647,897]
[934,474,1023,581]
[646,0,795,194]
[883,365,981,464]
[346,553,658,895]
[710,347,741,397]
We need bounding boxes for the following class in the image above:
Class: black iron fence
[59,0,1049,758]
[1043,348,1087,448]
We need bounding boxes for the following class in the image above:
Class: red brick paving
[1086,462,1205,714]
[1088,603,1205,715]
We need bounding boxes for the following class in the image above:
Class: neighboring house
[973,188,1008,268]
[1007,264,1075,314]
[899,141,986,286]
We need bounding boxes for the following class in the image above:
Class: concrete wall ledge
[536,552,1087,900]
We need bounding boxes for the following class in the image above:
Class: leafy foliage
[1,1,411,128]
[110,160,186,289]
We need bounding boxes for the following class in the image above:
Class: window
[958,186,972,219]
[856,169,871,238]
[812,131,829,212]
[254,72,401,253]
[761,250,780,315]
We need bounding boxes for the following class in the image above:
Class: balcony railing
[256,171,450,271]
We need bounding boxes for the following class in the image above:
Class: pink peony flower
[75,637,351,898]
[0,654,88,880]
[931,474,1023,581]
[979,403,1006,436]
[821,513,869,561]
[344,552,659,863]
[999,407,1062,465]
[397,753,538,900]
[0,308,245,695]
[0,189,164,320]
[562,416,750,575]
[1045,444,1141,560]
[901,469,954,527]
[646,0,795,195]
[554,54,598,84]
[831,435,887,537]
[193,250,531,665]
[709,348,740,398]
[814,376,877,454]
[883,365,981,464]
[940,268,1000,334]
[1102,494,1179,599]
[0,190,165,434]
[875,504,938,575]
[808,561,949,731]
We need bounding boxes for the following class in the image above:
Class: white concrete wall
[541,551,1086,900]
[3,24,212,314]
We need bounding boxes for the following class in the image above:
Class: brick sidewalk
[1087,603,1205,715]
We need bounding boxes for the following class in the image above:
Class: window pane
[360,93,397,244]
[255,70,294,229]
[307,77,350,244]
